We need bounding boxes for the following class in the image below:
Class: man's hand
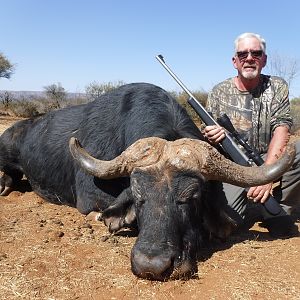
[247,183,273,203]
[247,126,290,204]
[203,125,226,144]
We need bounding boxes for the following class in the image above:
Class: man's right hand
[203,125,226,144]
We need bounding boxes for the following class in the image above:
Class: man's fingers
[253,189,266,202]
[247,185,272,203]
[205,126,223,136]
[204,125,225,143]
[260,191,270,203]
[215,132,226,143]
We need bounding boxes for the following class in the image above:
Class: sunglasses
[236,50,264,60]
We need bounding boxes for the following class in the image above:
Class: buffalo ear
[203,210,237,241]
[201,181,237,240]
[102,189,136,233]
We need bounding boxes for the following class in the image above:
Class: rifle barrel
[156,55,203,107]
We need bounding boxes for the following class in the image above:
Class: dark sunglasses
[236,50,264,60]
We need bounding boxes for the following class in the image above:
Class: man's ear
[262,54,267,68]
[232,56,238,70]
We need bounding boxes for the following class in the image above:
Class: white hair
[234,32,266,53]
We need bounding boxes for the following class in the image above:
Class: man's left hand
[247,183,273,203]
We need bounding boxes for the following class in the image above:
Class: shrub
[170,90,208,124]
[9,100,40,118]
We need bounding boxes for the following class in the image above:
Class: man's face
[232,37,267,80]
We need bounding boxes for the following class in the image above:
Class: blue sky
[1,0,300,97]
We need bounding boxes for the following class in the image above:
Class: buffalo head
[69,137,295,280]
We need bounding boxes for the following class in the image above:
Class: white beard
[241,68,259,79]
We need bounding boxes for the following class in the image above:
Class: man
[204,32,300,237]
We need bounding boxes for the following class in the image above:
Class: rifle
[156,54,283,216]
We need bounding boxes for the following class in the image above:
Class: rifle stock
[156,54,283,215]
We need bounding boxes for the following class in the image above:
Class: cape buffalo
[0,83,295,280]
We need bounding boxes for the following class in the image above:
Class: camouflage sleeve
[270,77,293,134]
[206,89,220,118]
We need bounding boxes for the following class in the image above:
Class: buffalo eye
[176,183,201,204]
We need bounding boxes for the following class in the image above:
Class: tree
[44,82,67,109]
[267,52,299,88]
[0,52,14,79]
[85,80,125,101]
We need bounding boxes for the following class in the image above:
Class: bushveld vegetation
[1,81,300,132]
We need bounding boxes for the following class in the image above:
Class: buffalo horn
[186,138,296,187]
[69,137,166,179]
[69,136,296,187]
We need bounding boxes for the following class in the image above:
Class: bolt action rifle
[156,54,284,216]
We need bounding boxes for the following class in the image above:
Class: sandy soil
[0,116,299,300]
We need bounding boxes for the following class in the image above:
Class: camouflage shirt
[206,75,293,154]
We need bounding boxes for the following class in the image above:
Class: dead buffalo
[0,83,295,280]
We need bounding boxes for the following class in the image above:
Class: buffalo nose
[131,249,174,281]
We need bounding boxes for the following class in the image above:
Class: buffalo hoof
[0,172,13,196]
[85,211,102,221]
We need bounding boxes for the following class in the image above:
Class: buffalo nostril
[131,249,174,280]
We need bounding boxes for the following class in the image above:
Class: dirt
[0,116,299,300]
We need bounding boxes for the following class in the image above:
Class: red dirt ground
[1,116,299,300]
